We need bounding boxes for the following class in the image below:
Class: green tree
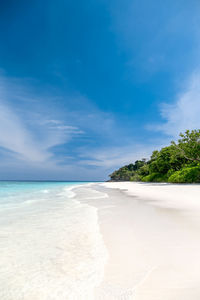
[171,130,200,164]
[108,129,200,183]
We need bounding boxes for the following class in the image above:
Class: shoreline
[1,182,200,299]
[0,182,107,300]
[75,182,200,299]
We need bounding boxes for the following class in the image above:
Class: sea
[0,181,108,300]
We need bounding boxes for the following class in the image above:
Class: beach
[73,182,200,299]
[1,181,200,299]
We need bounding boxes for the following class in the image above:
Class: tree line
[109,130,200,183]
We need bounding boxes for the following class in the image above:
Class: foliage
[130,173,141,181]
[109,160,146,181]
[137,163,149,176]
[148,146,186,174]
[171,129,200,163]
[109,130,200,183]
[168,166,200,183]
[142,173,168,182]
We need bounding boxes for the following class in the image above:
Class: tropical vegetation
[109,130,200,183]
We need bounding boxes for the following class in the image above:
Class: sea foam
[0,182,107,300]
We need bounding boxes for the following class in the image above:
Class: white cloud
[0,100,84,162]
[42,119,62,125]
[0,101,48,162]
[49,124,84,134]
[0,73,165,180]
[0,75,117,176]
[155,72,200,137]
[78,144,154,169]
[0,77,85,163]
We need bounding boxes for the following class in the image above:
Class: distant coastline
[109,130,200,183]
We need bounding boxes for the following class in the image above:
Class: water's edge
[0,182,108,300]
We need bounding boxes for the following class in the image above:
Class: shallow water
[0,181,107,300]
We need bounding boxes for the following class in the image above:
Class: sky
[0,0,200,180]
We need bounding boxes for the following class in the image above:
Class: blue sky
[0,0,200,180]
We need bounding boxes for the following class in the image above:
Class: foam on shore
[0,182,108,300]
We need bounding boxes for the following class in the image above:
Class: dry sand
[82,182,200,299]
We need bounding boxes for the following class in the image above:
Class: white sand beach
[75,182,200,300]
[1,182,200,300]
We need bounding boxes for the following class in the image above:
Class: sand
[78,182,200,300]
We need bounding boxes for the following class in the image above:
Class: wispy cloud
[0,76,85,163]
[0,74,169,179]
[78,144,154,169]
[152,72,200,138]
[41,120,84,134]
[0,74,118,177]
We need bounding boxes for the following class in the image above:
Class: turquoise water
[0,181,87,205]
[0,181,107,300]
